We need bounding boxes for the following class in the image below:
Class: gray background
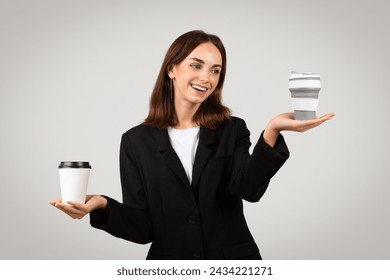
[1,0,389,259]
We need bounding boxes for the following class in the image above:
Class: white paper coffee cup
[289,71,321,120]
[58,161,91,205]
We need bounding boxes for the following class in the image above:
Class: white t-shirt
[167,126,200,185]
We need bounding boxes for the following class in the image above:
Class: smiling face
[168,42,222,109]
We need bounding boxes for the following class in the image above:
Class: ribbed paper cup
[289,71,321,120]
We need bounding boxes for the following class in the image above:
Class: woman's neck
[173,101,200,129]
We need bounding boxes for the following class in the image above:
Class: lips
[191,84,208,92]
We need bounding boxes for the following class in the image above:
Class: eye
[190,64,201,70]
[211,69,220,75]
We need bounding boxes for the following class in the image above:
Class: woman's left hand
[50,195,107,220]
[264,112,335,147]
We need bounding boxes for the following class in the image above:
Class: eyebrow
[189,57,222,68]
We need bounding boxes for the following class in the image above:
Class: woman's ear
[167,65,175,79]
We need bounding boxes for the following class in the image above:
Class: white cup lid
[289,71,320,80]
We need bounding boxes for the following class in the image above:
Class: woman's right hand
[50,195,108,219]
[264,112,335,147]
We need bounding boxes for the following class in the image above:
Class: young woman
[51,30,334,259]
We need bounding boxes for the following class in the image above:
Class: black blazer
[90,117,289,259]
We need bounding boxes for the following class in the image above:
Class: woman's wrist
[98,195,108,211]
[263,122,280,148]
[87,195,109,213]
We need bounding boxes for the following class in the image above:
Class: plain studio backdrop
[1,0,389,260]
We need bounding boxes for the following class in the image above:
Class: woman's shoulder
[124,122,150,133]
[214,116,249,139]
[120,124,164,152]
[122,123,157,140]
[230,116,246,124]
[222,116,247,130]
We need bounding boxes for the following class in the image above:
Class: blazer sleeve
[229,119,290,202]
[89,132,153,244]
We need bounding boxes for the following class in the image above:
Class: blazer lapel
[154,128,191,188]
[192,127,216,190]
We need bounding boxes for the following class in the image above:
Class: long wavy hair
[143,30,231,129]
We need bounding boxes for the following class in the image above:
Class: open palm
[270,112,335,133]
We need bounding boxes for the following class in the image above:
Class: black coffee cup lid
[58,161,91,168]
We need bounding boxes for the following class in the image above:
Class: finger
[298,113,334,123]
[318,113,335,120]
[66,201,92,215]
[55,203,87,219]
[291,118,321,130]
[67,209,86,219]
[67,200,87,209]
[292,118,325,132]
[301,114,333,127]
[324,112,336,118]
[68,201,93,216]
[54,202,76,212]
[302,117,330,131]
[50,198,62,206]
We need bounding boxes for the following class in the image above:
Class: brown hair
[143,30,231,129]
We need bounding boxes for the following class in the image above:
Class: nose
[198,69,210,83]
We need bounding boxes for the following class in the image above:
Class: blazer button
[193,249,201,258]
[188,216,197,224]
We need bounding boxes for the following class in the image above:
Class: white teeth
[191,84,207,92]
